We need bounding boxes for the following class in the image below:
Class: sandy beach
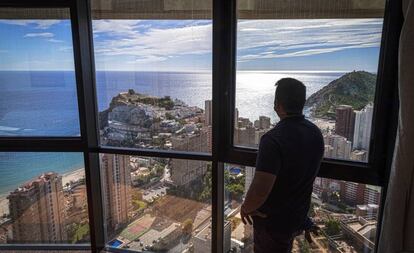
[0,168,85,216]
[0,193,9,216]
[61,168,85,186]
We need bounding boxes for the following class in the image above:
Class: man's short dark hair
[274,78,306,115]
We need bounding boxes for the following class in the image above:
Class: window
[92,0,212,153]
[0,152,90,244]
[224,164,382,253]
[233,1,386,163]
[0,8,80,136]
[100,154,211,252]
[0,0,401,253]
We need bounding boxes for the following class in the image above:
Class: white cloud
[48,38,64,43]
[58,46,73,52]
[24,32,54,38]
[133,55,168,63]
[0,20,61,29]
[92,19,382,65]
[92,20,143,36]
[236,19,382,61]
[238,43,379,62]
[93,20,212,60]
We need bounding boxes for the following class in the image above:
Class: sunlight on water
[0,70,343,196]
[236,71,343,123]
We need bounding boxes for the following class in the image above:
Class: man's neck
[280,113,303,120]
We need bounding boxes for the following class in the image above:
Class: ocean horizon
[0,70,346,195]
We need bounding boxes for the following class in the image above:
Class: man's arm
[240,134,281,224]
[242,171,276,214]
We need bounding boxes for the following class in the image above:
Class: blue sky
[0,19,383,71]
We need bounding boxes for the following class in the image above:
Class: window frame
[217,0,401,187]
[0,0,100,251]
[0,0,402,253]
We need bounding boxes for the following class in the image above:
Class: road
[142,165,170,202]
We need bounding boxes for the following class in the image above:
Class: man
[241,78,324,253]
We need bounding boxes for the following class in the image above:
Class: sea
[0,70,344,195]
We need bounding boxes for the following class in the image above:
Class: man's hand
[240,205,267,225]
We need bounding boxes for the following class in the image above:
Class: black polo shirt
[254,115,324,234]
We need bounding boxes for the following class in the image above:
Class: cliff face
[107,89,174,110]
[305,71,376,119]
[99,89,173,129]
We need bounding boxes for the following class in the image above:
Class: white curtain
[378,0,414,252]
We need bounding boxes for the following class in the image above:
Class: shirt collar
[281,114,305,121]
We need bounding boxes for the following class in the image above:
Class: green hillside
[305,71,376,119]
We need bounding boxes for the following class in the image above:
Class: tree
[329,191,341,204]
[165,112,175,120]
[308,202,316,217]
[178,118,187,125]
[198,165,212,201]
[325,218,341,236]
[78,177,86,185]
[229,217,241,231]
[224,169,246,201]
[227,184,244,201]
[132,200,147,211]
[132,191,143,201]
[160,96,174,110]
[153,164,164,176]
[182,219,193,234]
[299,239,311,253]
[67,222,90,243]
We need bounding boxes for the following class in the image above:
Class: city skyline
[0,16,381,251]
[1,92,378,251]
[0,19,382,71]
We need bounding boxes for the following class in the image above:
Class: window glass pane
[0,8,80,136]
[92,0,212,153]
[234,1,385,162]
[100,154,211,251]
[0,152,90,244]
[224,164,381,253]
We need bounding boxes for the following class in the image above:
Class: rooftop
[10,172,58,194]
[357,204,379,211]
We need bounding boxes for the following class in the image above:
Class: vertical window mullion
[84,152,105,252]
[213,0,237,251]
[211,161,225,253]
[372,0,403,251]
[71,0,104,252]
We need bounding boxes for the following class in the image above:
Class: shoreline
[0,168,85,216]
[61,167,85,186]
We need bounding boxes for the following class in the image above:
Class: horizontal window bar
[226,146,370,168]
[0,138,86,152]
[97,146,213,161]
[319,160,381,186]
[221,148,382,186]
[0,244,91,251]
[0,140,379,185]
[0,0,71,8]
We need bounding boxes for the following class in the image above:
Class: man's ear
[275,103,283,113]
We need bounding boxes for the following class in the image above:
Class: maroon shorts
[254,226,294,253]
